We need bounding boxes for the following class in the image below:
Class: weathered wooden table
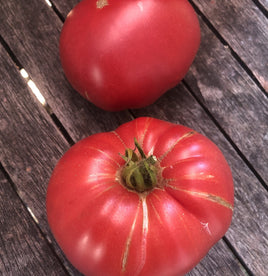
[1,0,267,275]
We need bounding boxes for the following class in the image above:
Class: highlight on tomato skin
[46,117,234,276]
[59,0,201,111]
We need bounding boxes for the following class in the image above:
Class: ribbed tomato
[59,0,200,111]
[46,117,234,275]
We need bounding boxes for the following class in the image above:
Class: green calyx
[120,138,158,193]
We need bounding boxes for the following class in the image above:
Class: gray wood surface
[1,0,267,275]
[0,169,69,276]
[1,44,68,227]
[191,0,268,92]
[185,19,268,185]
[0,43,83,275]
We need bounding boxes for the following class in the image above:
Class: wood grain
[0,169,69,276]
[191,0,268,92]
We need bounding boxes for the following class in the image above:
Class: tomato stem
[120,139,158,193]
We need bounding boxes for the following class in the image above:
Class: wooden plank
[185,19,268,185]
[1,43,68,226]
[0,44,82,275]
[133,84,268,275]
[0,0,131,143]
[0,169,69,276]
[191,0,268,91]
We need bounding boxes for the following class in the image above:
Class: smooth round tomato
[59,0,200,111]
[46,117,234,276]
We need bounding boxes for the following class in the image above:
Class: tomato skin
[59,0,200,111]
[46,117,234,276]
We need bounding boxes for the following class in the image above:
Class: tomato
[59,0,200,111]
[46,117,234,276]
